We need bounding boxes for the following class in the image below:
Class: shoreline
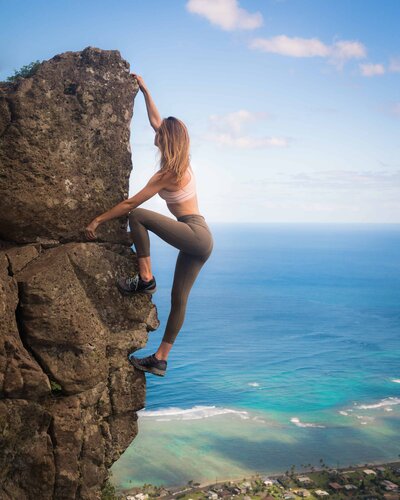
[194,456,400,488]
[115,457,400,498]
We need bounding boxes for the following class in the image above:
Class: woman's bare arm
[97,173,165,222]
[132,73,162,131]
[85,171,171,239]
[142,87,162,131]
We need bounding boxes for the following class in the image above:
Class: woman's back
[158,165,197,204]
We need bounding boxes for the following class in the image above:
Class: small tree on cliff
[3,59,42,82]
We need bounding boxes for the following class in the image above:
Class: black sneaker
[128,352,167,377]
[116,273,157,295]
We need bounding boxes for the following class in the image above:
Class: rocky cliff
[0,47,159,499]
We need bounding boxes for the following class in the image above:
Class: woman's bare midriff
[160,167,202,218]
[166,195,202,218]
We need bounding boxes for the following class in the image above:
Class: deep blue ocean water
[111,223,400,489]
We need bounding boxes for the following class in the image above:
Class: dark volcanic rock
[0,47,159,500]
[0,46,138,244]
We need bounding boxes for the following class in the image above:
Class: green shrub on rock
[5,60,42,82]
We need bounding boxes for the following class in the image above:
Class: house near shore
[283,493,296,500]
[328,482,343,491]
[262,477,278,486]
[363,469,377,475]
[292,488,311,497]
[206,490,218,499]
[237,480,253,494]
[314,490,330,497]
[381,480,399,491]
[343,484,358,491]
[297,475,313,485]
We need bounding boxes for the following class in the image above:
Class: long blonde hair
[156,116,191,183]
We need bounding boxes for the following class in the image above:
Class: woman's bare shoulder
[154,169,175,182]
[149,169,175,189]
[154,167,189,189]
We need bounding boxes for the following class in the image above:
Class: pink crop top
[158,165,197,204]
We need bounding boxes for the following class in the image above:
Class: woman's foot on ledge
[116,273,157,295]
[128,352,167,377]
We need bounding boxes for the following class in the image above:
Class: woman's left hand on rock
[85,219,100,240]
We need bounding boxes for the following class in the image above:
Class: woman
[85,74,214,378]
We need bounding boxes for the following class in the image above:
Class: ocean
[110,223,400,490]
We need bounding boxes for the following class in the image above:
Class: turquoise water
[111,223,400,490]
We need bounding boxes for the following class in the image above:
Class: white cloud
[249,35,330,58]
[359,63,385,77]
[205,110,288,149]
[357,56,400,77]
[206,133,288,148]
[328,40,367,69]
[186,0,263,31]
[248,35,366,69]
[388,56,400,73]
[209,109,268,134]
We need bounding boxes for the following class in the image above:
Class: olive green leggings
[128,208,214,345]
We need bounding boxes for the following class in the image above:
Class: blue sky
[1,0,399,222]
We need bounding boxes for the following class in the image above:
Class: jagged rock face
[0,46,137,244]
[0,48,159,500]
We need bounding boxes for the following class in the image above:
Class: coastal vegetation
[117,460,400,499]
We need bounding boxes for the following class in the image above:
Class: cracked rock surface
[0,47,159,499]
[0,46,136,244]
